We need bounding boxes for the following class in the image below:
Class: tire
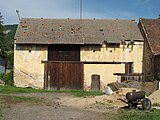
[141,98,151,110]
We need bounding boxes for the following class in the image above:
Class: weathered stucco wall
[81,42,143,90]
[14,41,143,90]
[142,39,154,81]
[138,22,154,81]
[83,64,125,90]
[14,44,47,88]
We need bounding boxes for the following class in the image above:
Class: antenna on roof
[16,10,21,21]
[80,0,84,43]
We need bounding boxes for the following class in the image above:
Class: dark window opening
[48,44,80,61]
[107,43,120,48]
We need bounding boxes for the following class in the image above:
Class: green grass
[71,90,104,97]
[0,105,4,120]
[0,104,10,120]
[152,103,160,107]
[0,85,47,94]
[119,109,160,120]
[0,95,43,104]
[0,85,104,97]
[10,96,42,103]
[0,105,6,120]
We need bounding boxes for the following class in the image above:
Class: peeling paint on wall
[81,42,143,90]
[14,41,143,89]
[14,44,47,88]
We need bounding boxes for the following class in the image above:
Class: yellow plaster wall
[83,64,125,90]
[14,41,143,90]
[14,44,47,88]
[81,42,143,90]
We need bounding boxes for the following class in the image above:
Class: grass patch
[72,90,104,97]
[152,103,160,107]
[0,105,4,120]
[0,71,14,86]
[0,104,9,120]
[0,86,104,97]
[11,96,42,104]
[0,95,43,104]
[119,109,160,120]
[0,85,47,94]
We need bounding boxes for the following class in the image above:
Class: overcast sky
[0,0,160,24]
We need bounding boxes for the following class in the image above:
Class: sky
[0,0,160,25]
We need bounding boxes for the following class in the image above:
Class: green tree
[0,12,14,86]
[0,13,15,67]
[0,12,6,56]
[0,12,5,55]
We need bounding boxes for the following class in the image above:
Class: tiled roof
[14,18,143,44]
[139,18,160,55]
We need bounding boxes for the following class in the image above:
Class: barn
[14,18,143,90]
[139,18,160,81]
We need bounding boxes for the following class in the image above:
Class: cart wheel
[141,98,151,110]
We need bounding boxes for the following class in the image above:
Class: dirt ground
[1,88,141,120]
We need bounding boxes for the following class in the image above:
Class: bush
[0,70,14,86]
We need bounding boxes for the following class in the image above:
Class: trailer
[120,90,151,110]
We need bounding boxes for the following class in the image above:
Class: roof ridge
[20,18,134,21]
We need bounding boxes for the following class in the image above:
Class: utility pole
[80,0,82,20]
[80,0,84,43]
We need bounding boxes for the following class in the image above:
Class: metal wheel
[141,98,151,110]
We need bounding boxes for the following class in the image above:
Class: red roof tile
[15,18,143,44]
[139,18,160,55]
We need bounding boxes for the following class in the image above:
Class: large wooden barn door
[44,62,84,90]
[45,44,83,90]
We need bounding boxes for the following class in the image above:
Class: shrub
[0,70,14,86]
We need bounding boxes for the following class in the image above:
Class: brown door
[44,61,84,90]
[125,62,133,74]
